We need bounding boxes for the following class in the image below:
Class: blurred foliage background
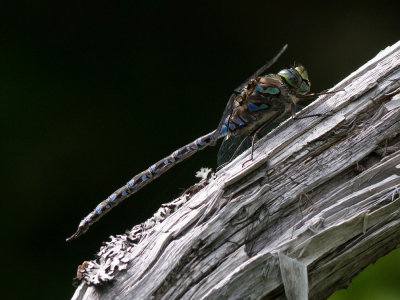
[1,1,399,299]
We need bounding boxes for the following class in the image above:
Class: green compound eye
[278,68,302,88]
[300,81,309,93]
[278,65,311,94]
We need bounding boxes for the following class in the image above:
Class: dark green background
[2,2,399,299]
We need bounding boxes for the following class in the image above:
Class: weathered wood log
[71,40,400,300]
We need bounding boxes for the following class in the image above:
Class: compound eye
[278,68,301,89]
[299,81,310,93]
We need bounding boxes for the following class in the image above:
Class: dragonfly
[66,44,333,242]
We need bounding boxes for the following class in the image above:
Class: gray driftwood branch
[71,41,400,300]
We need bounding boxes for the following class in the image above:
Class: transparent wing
[217,111,291,167]
[234,44,288,93]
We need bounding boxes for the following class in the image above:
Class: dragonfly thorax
[218,74,292,137]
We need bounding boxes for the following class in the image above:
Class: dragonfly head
[278,65,311,95]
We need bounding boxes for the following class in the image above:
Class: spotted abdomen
[66,130,218,241]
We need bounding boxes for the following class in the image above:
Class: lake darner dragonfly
[66,44,331,241]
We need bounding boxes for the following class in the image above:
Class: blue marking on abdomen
[96,205,103,214]
[224,118,236,130]
[220,125,228,134]
[173,150,182,159]
[231,117,245,126]
[196,138,206,146]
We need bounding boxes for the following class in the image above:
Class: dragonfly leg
[241,133,258,168]
[291,103,332,120]
[293,89,344,119]
[292,112,332,120]
[296,89,343,99]
[241,119,275,168]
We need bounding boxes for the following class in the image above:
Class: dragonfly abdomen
[66,130,219,241]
